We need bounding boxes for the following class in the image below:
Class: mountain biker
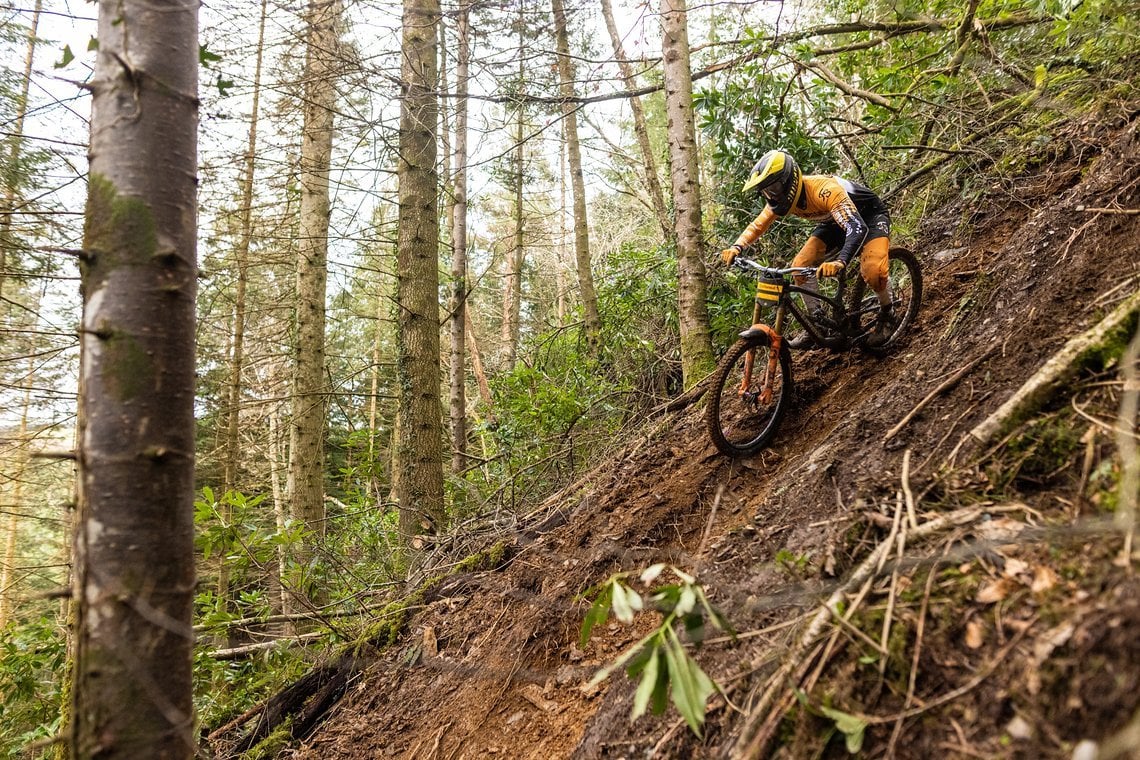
[719,149,895,348]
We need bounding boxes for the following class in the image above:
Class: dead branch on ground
[968,287,1140,446]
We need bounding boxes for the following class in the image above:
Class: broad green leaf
[611,582,642,624]
[819,705,867,754]
[676,585,696,616]
[579,586,612,647]
[54,45,74,69]
[662,628,715,736]
[216,76,234,97]
[631,646,661,720]
[199,45,223,68]
[87,37,99,52]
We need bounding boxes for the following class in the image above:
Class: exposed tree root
[968,285,1140,447]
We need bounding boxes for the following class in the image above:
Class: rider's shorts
[807,212,891,250]
[795,213,892,291]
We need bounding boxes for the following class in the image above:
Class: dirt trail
[287,113,1140,759]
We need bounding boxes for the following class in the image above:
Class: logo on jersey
[818,187,832,201]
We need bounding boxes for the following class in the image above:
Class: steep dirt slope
[280,112,1140,759]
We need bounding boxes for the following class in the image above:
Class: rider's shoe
[866,305,896,348]
[786,331,815,350]
[786,307,827,350]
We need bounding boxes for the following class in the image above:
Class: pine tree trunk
[552,0,602,346]
[0,354,34,628]
[600,0,671,242]
[219,0,268,620]
[465,303,494,414]
[0,0,41,305]
[448,5,471,479]
[288,0,341,568]
[502,37,525,372]
[72,2,198,756]
[557,139,569,325]
[661,0,714,388]
[396,0,446,540]
[267,402,290,623]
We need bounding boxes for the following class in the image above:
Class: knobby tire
[706,335,793,457]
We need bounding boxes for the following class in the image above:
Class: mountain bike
[706,247,922,457]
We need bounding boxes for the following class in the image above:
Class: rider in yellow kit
[720,149,895,347]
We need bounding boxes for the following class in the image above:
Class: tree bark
[552,0,602,347]
[661,0,714,388]
[502,16,526,372]
[465,303,494,415]
[448,4,471,479]
[396,0,446,540]
[0,0,41,306]
[288,0,341,566]
[218,0,268,621]
[72,1,198,756]
[0,353,34,628]
[600,0,671,242]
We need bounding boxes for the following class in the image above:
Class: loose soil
[247,110,1140,759]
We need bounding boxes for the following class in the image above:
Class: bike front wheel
[706,335,793,457]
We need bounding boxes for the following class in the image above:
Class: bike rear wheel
[706,335,792,456]
[851,246,922,356]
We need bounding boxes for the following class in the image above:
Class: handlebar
[731,256,816,278]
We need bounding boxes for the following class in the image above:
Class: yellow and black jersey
[732,175,889,264]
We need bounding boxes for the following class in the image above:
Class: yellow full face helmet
[742,149,802,215]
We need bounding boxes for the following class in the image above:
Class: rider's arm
[731,205,780,250]
[823,188,868,265]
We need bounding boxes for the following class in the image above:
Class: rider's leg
[792,235,828,316]
[860,237,891,306]
[861,237,895,345]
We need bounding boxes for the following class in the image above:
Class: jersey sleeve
[819,180,868,264]
[732,205,779,249]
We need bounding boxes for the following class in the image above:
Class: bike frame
[733,258,855,404]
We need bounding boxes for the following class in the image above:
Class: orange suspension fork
[741,291,786,404]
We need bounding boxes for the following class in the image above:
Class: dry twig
[731,506,1002,759]
[884,348,996,443]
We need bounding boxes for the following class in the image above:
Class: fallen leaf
[1031,566,1058,593]
[1033,622,1075,663]
[1002,557,1029,578]
[976,517,1025,543]
[976,578,1017,604]
[965,619,986,649]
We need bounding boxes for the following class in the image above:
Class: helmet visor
[761,180,785,203]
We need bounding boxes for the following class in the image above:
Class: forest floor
[218,107,1140,759]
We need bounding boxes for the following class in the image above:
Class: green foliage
[0,616,66,758]
[695,57,836,250]
[581,565,732,736]
[482,241,686,507]
[195,487,298,572]
[794,688,867,754]
[193,644,311,730]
